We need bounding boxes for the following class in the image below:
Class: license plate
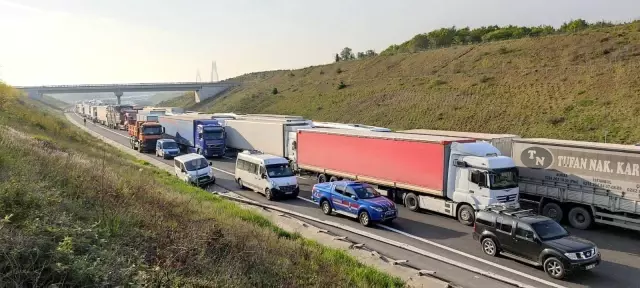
[285,191,293,194]
[585,264,596,270]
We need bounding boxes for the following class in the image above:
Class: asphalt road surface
[69,112,640,288]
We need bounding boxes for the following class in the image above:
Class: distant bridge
[15,81,239,104]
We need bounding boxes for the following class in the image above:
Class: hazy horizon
[1,0,638,86]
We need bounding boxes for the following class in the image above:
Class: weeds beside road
[0,83,403,287]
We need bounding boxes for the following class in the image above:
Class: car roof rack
[484,205,537,218]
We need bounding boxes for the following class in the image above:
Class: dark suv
[472,207,601,279]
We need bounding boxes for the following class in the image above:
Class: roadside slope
[163,22,640,144]
[0,83,403,287]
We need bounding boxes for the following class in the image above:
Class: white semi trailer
[397,129,640,232]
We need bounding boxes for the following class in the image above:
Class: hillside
[162,21,640,144]
[0,83,402,287]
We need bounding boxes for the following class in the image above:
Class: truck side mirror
[350,195,358,200]
[162,127,165,133]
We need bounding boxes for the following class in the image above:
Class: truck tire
[404,193,420,212]
[329,176,339,182]
[568,206,593,230]
[457,204,475,226]
[317,174,327,183]
[542,202,564,223]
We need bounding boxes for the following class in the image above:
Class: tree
[560,19,589,32]
[365,50,377,57]
[356,52,366,59]
[340,47,354,61]
[335,53,340,62]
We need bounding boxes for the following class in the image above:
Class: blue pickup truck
[311,181,397,226]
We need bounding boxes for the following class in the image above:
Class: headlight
[564,252,579,260]
[208,170,214,176]
[270,180,278,188]
[371,206,383,212]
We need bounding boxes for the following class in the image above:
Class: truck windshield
[184,158,208,171]
[348,184,381,199]
[203,131,224,140]
[265,164,294,178]
[163,142,178,149]
[142,126,163,135]
[531,220,569,241]
[489,169,518,189]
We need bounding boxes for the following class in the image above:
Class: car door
[174,160,181,176]
[514,222,543,261]
[495,216,515,253]
[331,185,349,214]
[343,186,361,217]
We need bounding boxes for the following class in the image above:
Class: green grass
[162,21,640,144]
[0,82,404,287]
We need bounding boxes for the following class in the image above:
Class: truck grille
[279,185,297,192]
[496,194,517,203]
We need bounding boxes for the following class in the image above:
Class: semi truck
[128,119,163,153]
[397,129,640,232]
[158,115,227,157]
[106,105,134,129]
[223,118,314,168]
[95,105,109,125]
[295,128,521,225]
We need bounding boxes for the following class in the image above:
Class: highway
[68,112,640,288]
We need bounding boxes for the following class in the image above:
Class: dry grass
[163,22,640,144]
[0,83,404,287]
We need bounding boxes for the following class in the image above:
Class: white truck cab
[449,142,520,210]
[235,150,299,200]
[173,153,215,187]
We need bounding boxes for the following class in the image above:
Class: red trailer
[296,128,520,225]
[296,128,474,196]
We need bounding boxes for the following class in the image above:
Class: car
[311,180,397,226]
[156,139,180,159]
[472,206,600,280]
[173,153,216,187]
[234,150,299,200]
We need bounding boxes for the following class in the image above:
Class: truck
[106,105,134,130]
[95,105,109,125]
[123,110,138,131]
[397,129,640,232]
[223,118,314,168]
[137,113,160,122]
[128,119,164,153]
[158,115,227,158]
[512,138,640,232]
[295,128,521,225]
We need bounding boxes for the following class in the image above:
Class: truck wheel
[317,174,327,183]
[265,188,274,201]
[404,193,420,212]
[542,202,564,223]
[543,257,566,280]
[358,211,372,227]
[321,200,332,215]
[568,206,593,230]
[457,204,475,226]
[329,176,339,182]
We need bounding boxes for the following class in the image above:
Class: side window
[344,186,356,197]
[236,159,246,171]
[497,217,514,234]
[249,163,258,175]
[259,166,266,176]
[476,213,495,227]
[334,185,346,195]
[515,223,535,240]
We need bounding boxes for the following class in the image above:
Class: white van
[174,153,215,187]
[235,150,299,200]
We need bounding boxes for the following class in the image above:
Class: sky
[0,0,638,86]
